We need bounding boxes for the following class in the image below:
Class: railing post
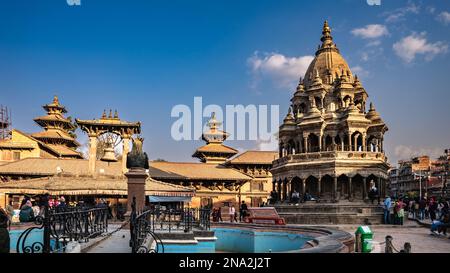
[43,197,51,254]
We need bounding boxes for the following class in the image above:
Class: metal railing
[129,197,211,253]
[16,197,109,253]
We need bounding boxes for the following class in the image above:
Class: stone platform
[275,201,384,225]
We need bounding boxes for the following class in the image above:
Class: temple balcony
[272,149,386,169]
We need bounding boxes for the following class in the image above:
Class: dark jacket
[19,206,35,223]
[0,211,10,253]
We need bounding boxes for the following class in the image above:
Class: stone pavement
[87,228,131,253]
[337,220,450,253]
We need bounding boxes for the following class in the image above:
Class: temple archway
[320,175,333,200]
[352,174,364,200]
[290,176,302,197]
[337,174,349,200]
[308,133,320,152]
[305,176,319,199]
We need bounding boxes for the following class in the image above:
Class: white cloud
[256,137,278,151]
[437,11,450,25]
[394,145,443,163]
[393,32,448,63]
[351,24,389,39]
[384,2,420,23]
[248,52,314,88]
[351,66,369,78]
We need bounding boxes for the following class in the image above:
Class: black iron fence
[16,197,109,253]
[129,197,211,253]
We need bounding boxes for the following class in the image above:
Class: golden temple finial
[207,112,221,131]
[109,109,113,119]
[114,110,118,119]
[370,102,375,111]
[102,110,107,119]
[53,95,59,105]
[320,20,333,47]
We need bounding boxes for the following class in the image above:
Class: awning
[148,195,192,203]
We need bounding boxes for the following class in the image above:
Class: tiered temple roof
[192,113,238,164]
[31,96,82,158]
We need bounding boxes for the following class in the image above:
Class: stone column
[319,134,323,152]
[303,136,308,153]
[348,176,353,201]
[126,167,148,213]
[88,135,98,176]
[317,178,322,199]
[362,133,367,152]
[302,180,306,197]
[348,134,352,151]
[122,136,131,174]
[282,181,287,202]
[363,177,368,201]
[333,176,338,202]
[340,134,344,151]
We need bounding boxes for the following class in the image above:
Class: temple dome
[303,21,352,88]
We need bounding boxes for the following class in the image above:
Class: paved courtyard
[337,220,450,253]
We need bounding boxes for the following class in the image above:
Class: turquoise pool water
[9,229,57,253]
[213,228,314,253]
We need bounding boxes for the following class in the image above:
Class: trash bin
[355,226,373,253]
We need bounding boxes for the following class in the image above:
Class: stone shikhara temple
[271,21,389,204]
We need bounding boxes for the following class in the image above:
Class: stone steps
[274,202,384,225]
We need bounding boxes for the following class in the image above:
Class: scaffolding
[0,105,11,140]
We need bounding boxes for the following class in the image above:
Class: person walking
[419,198,426,220]
[383,196,392,224]
[5,200,14,223]
[229,206,236,223]
[239,201,248,222]
[429,198,438,222]
[0,207,10,253]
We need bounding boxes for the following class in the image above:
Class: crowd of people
[383,195,450,237]
[211,201,251,223]
[0,196,122,224]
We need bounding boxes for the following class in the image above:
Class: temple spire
[320,20,333,47]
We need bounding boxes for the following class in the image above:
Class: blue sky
[0,0,449,165]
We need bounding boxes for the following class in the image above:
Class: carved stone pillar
[126,167,148,213]
[363,177,368,201]
[303,136,308,153]
[122,136,131,174]
[348,176,353,201]
[302,180,306,197]
[88,135,98,176]
[319,134,323,152]
[362,133,367,152]
[348,133,352,151]
[333,176,338,202]
[317,178,322,199]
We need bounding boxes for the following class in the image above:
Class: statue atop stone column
[126,137,149,169]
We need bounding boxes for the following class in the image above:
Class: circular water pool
[212,223,354,253]
[213,227,314,253]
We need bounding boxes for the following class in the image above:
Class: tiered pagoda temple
[149,113,277,208]
[0,96,82,161]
